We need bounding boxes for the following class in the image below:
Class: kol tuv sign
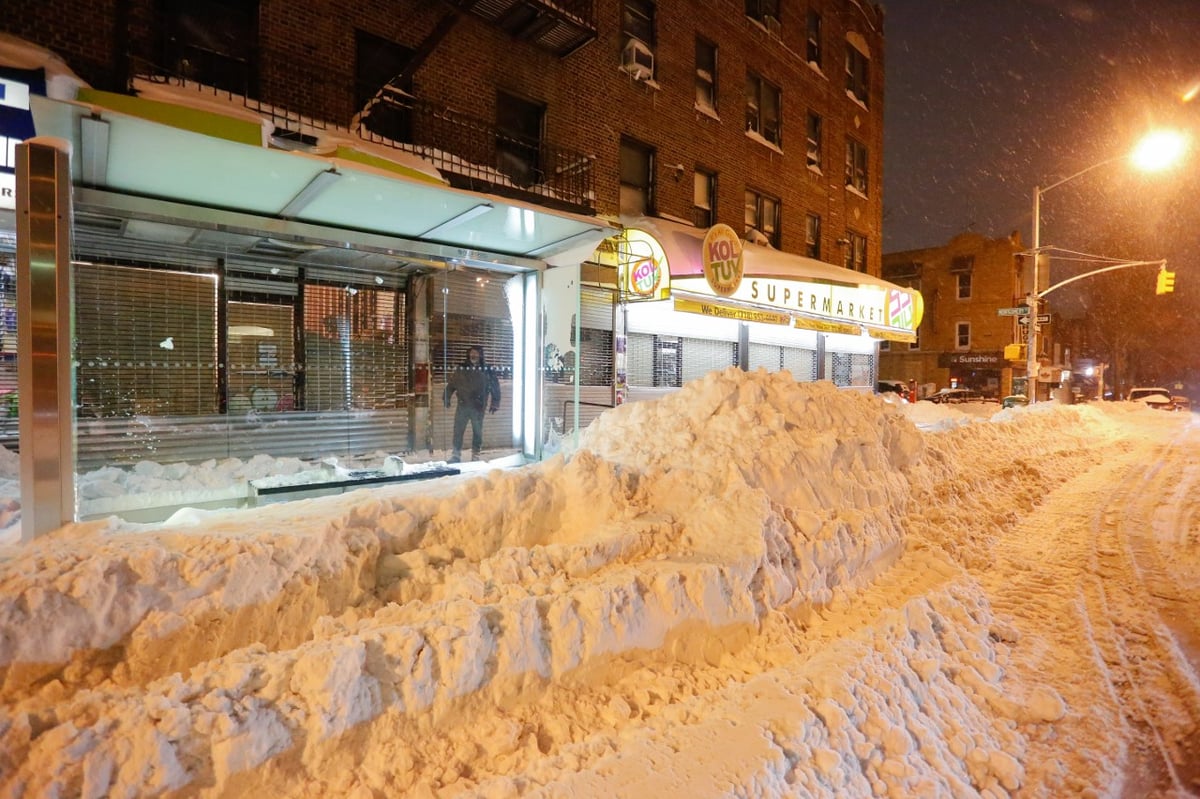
[701,223,744,298]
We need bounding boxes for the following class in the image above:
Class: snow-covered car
[1128,387,1174,410]
[1127,387,1171,403]
[1170,395,1191,412]
[1001,394,1028,409]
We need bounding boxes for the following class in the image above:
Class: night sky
[882,0,1200,268]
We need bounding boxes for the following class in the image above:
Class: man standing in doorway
[443,345,501,463]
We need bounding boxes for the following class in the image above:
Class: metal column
[16,138,75,540]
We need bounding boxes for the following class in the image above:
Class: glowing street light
[1131,130,1189,172]
[1026,129,1188,403]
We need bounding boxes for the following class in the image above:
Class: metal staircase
[445,0,597,57]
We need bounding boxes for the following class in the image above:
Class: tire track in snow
[1110,419,1200,797]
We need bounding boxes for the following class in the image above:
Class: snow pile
[0,370,1161,797]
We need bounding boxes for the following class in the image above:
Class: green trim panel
[333,146,446,186]
[77,89,263,146]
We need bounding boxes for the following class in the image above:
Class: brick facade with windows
[6,0,885,272]
[880,231,1027,397]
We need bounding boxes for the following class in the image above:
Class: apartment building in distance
[880,231,1029,399]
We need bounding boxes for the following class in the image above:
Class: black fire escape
[446,0,597,57]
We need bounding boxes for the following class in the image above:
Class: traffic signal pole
[1021,253,1168,403]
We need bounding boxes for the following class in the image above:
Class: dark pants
[452,403,485,457]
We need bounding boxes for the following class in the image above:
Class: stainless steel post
[16,138,75,540]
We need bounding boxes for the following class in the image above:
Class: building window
[745,190,780,248]
[806,9,823,67]
[805,214,821,258]
[956,321,971,350]
[745,0,780,25]
[355,31,415,144]
[957,271,973,299]
[495,91,544,188]
[620,137,655,216]
[622,0,656,79]
[746,72,782,146]
[843,232,866,272]
[845,137,868,194]
[695,38,718,113]
[806,111,822,169]
[162,0,259,94]
[846,43,870,106]
[693,169,716,228]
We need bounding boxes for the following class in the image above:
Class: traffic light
[1156,269,1176,295]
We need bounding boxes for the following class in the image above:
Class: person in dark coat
[443,345,501,462]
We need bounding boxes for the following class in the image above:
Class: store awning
[26,90,615,267]
[616,216,923,343]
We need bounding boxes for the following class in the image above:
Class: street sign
[1017,314,1053,325]
[998,306,1030,317]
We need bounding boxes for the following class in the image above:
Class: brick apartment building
[6,0,885,267]
[3,1,916,527]
[880,231,1030,399]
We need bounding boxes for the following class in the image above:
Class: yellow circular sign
[701,223,744,297]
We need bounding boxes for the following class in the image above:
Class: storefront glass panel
[62,213,531,521]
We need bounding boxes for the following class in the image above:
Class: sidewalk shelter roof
[26,89,614,268]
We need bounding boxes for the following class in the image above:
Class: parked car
[1170,396,1191,412]
[1127,387,1174,410]
[1001,394,1028,409]
[876,380,908,403]
[927,387,991,404]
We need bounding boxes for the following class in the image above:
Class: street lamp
[1026,128,1189,403]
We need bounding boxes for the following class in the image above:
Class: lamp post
[1025,130,1188,403]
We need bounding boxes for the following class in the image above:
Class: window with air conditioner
[621,0,656,80]
[622,38,655,80]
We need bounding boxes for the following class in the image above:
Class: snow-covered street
[1,369,1197,798]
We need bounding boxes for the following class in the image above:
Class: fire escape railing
[357,91,595,215]
[126,54,596,216]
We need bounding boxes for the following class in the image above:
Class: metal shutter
[579,286,614,387]
[301,282,405,411]
[75,262,220,417]
[0,245,17,444]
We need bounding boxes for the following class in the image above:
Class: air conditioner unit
[621,38,655,81]
[763,14,781,37]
